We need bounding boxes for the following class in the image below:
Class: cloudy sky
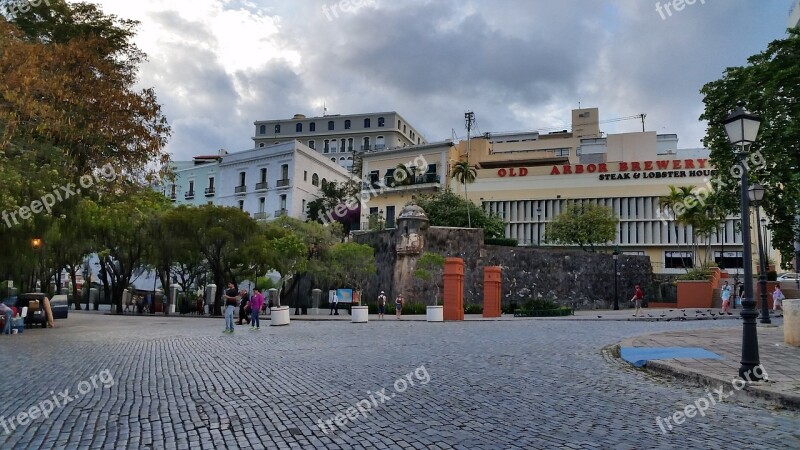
[89,0,795,161]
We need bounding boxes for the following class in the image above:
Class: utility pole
[464,111,475,228]
[640,113,646,132]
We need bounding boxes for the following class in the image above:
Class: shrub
[675,268,712,281]
[464,304,483,314]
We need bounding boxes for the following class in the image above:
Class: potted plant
[414,252,445,322]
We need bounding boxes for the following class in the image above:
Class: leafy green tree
[413,252,445,305]
[324,242,376,303]
[450,160,477,227]
[416,189,504,239]
[700,29,800,268]
[546,202,617,252]
[306,180,360,235]
[659,185,724,269]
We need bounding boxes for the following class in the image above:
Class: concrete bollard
[784,299,800,347]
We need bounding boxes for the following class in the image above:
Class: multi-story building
[252,112,427,172]
[168,141,351,221]
[790,0,800,28]
[358,141,457,228]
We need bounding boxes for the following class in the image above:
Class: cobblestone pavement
[0,313,798,449]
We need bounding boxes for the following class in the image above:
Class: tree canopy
[415,189,504,239]
[546,202,618,252]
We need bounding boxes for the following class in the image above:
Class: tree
[450,160,477,227]
[325,242,376,303]
[659,185,724,269]
[413,252,445,306]
[306,179,360,235]
[546,202,617,252]
[416,189,504,239]
[700,29,800,268]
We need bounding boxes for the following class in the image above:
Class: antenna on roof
[323,103,327,117]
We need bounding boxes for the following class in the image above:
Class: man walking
[250,288,264,330]
[223,282,238,334]
[330,292,339,315]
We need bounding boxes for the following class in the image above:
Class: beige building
[253,112,427,172]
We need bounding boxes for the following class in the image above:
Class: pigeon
[659,314,666,318]
[597,315,602,318]
[710,312,716,317]
[669,309,674,312]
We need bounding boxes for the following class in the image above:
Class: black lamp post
[612,249,619,310]
[723,101,765,380]
[749,185,770,325]
[31,238,42,293]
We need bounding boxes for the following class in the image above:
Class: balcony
[255,181,269,191]
[184,191,195,200]
[253,212,268,220]
[235,185,247,194]
[276,179,290,188]
[367,174,441,192]
[204,187,215,196]
[361,144,371,151]
[375,144,386,150]
[169,193,177,201]
[274,208,287,217]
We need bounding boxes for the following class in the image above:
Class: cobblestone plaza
[0,313,798,449]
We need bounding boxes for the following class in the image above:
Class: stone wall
[353,226,655,310]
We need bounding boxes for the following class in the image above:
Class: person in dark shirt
[223,283,238,334]
[237,289,250,326]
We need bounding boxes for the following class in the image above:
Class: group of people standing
[719,280,784,315]
[222,282,266,333]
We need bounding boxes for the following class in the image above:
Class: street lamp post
[31,238,42,293]
[723,101,765,380]
[612,249,619,310]
[749,185,770,325]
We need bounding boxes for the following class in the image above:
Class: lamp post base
[739,301,765,381]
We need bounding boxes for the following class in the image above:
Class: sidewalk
[621,322,800,409]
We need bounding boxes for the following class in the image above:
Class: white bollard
[784,299,800,347]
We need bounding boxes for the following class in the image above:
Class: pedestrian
[330,292,339,315]
[237,289,250,325]
[720,281,732,315]
[377,290,387,319]
[223,282,238,334]
[631,285,644,317]
[772,285,785,312]
[0,302,13,335]
[395,293,404,319]
[250,288,264,330]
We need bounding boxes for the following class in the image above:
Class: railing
[274,209,287,217]
[184,191,195,200]
[361,144,371,151]
[204,187,215,196]
[276,179,290,188]
[253,212,268,220]
[255,181,269,190]
[235,185,247,194]
[375,144,386,150]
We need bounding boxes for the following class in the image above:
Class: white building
[215,141,352,220]
[790,0,800,28]
[252,112,427,172]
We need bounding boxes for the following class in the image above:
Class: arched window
[296,123,302,132]
[376,136,385,150]
[378,117,385,127]
[344,120,351,129]
[259,143,265,148]
[364,118,371,128]
[308,140,315,149]
[275,124,281,133]
[328,121,334,130]
[331,158,336,163]
[310,122,316,132]
[321,178,328,188]
[259,125,266,134]
[363,136,370,151]
[312,173,319,186]
[339,156,346,162]
[398,120,401,129]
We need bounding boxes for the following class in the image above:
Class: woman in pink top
[250,289,265,330]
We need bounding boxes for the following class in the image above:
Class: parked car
[777,273,800,290]
[2,293,67,328]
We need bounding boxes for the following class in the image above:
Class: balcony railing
[235,185,247,194]
[361,144,371,151]
[184,191,195,200]
[169,193,177,201]
[375,173,441,190]
[276,179,290,188]
[274,208,287,217]
[375,144,386,150]
[253,212,268,220]
[255,181,269,190]
[204,187,215,196]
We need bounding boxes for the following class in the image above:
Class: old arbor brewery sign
[546,159,714,180]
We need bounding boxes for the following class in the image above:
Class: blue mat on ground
[620,347,723,368]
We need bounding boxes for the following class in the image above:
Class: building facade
[252,112,427,172]
[790,0,800,28]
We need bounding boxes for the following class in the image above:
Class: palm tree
[659,185,708,270]
[451,160,477,227]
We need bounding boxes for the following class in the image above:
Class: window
[398,120,401,129]
[259,125,266,134]
[376,136,385,150]
[324,140,330,153]
[347,138,353,151]
[260,168,267,183]
[208,177,215,189]
[312,173,319,186]
[330,140,338,153]
[403,124,407,133]
[259,143,265,148]
[304,170,308,181]
[170,184,176,195]
[239,172,246,186]
[296,123,302,133]
[555,148,569,157]
[321,178,328,188]
[280,194,287,210]
[310,122,316,132]
[417,138,421,144]
[308,140,315,149]
[274,124,281,133]
[328,121,334,130]
[363,136,370,150]
[340,139,346,153]
[302,199,306,214]
[259,197,265,213]
[188,180,194,193]
[281,164,289,180]
[364,118,371,128]
[378,117,385,127]
[714,251,743,269]
[345,120,351,129]
[339,156,346,162]
[238,200,244,210]
[331,158,336,162]
[665,251,694,269]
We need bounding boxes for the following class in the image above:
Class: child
[720,281,732,315]
[772,286,785,312]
